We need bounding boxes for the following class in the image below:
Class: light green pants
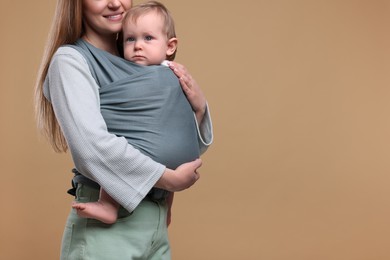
[60,184,171,260]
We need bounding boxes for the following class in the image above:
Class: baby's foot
[72,201,118,224]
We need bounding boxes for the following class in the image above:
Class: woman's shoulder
[50,45,90,70]
[53,45,87,62]
[47,45,93,82]
[44,45,98,99]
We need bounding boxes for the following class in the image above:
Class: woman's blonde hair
[34,0,83,152]
[123,1,177,60]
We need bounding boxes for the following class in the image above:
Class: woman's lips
[104,13,123,21]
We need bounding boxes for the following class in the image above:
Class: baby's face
[123,12,170,66]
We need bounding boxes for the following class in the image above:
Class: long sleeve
[44,47,166,212]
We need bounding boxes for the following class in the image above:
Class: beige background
[1,0,390,259]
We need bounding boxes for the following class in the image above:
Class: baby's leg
[72,188,120,224]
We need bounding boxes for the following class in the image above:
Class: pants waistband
[68,168,168,201]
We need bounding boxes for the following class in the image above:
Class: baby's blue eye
[145,35,153,41]
[126,37,135,42]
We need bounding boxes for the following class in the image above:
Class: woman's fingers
[169,62,206,110]
[155,159,203,192]
[174,158,202,191]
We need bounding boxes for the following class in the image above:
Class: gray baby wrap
[72,40,200,197]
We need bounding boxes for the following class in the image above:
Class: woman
[35,0,213,259]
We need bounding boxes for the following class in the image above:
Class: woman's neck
[82,33,119,56]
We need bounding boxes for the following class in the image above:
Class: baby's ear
[166,37,178,56]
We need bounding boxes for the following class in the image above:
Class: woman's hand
[168,62,207,123]
[155,158,202,192]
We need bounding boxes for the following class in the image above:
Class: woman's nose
[108,0,121,9]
